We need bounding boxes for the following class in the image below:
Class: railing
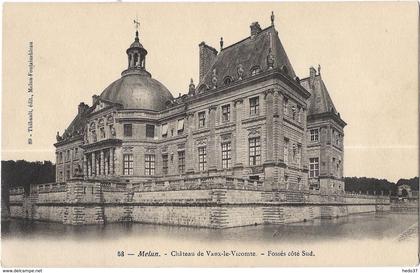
[101,182,127,192]
[9,187,24,195]
[131,176,264,192]
[31,182,67,193]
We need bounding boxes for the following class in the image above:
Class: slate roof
[300,75,337,116]
[61,111,87,140]
[199,25,296,88]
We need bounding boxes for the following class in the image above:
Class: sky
[2,2,418,182]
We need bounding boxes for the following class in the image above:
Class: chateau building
[10,14,393,228]
[54,15,346,195]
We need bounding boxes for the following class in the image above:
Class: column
[207,105,217,172]
[233,98,244,176]
[185,112,195,174]
[100,150,104,176]
[110,148,114,175]
[91,152,96,176]
[83,154,87,178]
[263,89,275,191]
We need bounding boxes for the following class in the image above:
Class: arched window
[133,53,139,66]
[250,65,261,76]
[197,84,208,93]
[223,76,232,86]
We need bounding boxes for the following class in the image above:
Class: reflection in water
[1,212,418,244]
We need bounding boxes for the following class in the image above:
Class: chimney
[92,95,99,105]
[309,66,317,87]
[78,102,88,115]
[250,22,262,37]
[199,42,218,83]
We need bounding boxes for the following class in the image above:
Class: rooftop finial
[220,37,224,51]
[133,16,140,40]
[318,64,321,75]
[271,11,275,26]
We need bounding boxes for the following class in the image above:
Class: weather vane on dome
[133,17,140,31]
[133,15,140,39]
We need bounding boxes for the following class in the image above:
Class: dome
[99,70,174,111]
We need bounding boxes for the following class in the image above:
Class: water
[1,212,418,267]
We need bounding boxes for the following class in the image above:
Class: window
[178,151,185,174]
[292,106,296,120]
[249,137,261,166]
[123,154,133,175]
[198,111,206,128]
[177,119,184,134]
[162,154,168,175]
[66,170,70,180]
[221,142,232,169]
[124,124,132,137]
[100,127,105,139]
[198,147,207,171]
[59,171,63,181]
[146,124,155,138]
[145,154,155,175]
[161,123,168,137]
[297,106,302,122]
[297,144,302,167]
[66,150,70,161]
[309,158,319,178]
[284,138,289,164]
[74,148,78,157]
[223,76,232,86]
[222,105,230,122]
[310,129,319,142]
[283,98,289,115]
[250,66,261,76]
[249,97,259,116]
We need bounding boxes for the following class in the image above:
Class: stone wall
[8,178,391,228]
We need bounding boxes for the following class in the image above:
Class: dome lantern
[125,19,148,72]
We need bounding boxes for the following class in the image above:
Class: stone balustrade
[9,187,24,195]
[131,176,264,192]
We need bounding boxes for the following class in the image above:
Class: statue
[56,131,62,141]
[237,64,244,80]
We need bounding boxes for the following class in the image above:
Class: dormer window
[250,65,261,76]
[223,76,232,86]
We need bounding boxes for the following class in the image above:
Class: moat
[2,212,418,267]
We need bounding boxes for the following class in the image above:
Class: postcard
[1,2,418,268]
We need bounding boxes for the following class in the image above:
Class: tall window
[162,154,168,175]
[309,158,319,178]
[123,154,133,175]
[124,124,132,137]
[310,129,319,142]
[249,97,259,116]
[222,105,230,122]
[177,119,184,134]
[297,106,302,122]
[198,147,207,171]
[297,144,302,168]
[221,142,232,169]
[283,98,288,116]
[145,154,155,175]
[198,111,206,128]
[146,124,155,138]
[178,151,185,174]
[161,123,168,138]
[249,137,261,166]
[284,138,289,164]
